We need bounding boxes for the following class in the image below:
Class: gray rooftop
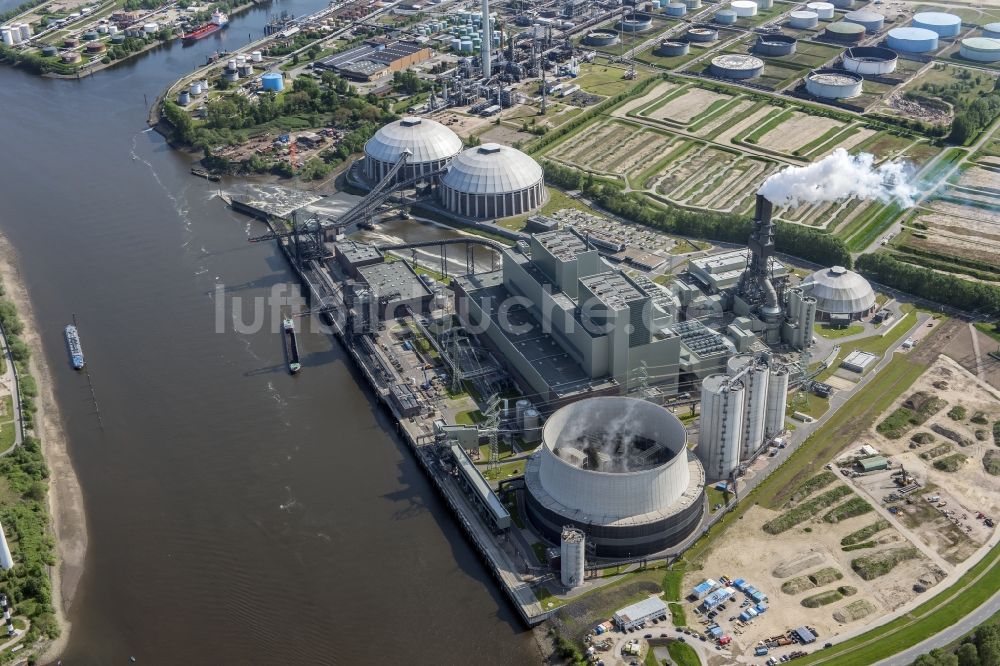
[335,240,383,264]
[535,229,590,261]
[357,261,432,302]
[579,272,647,310]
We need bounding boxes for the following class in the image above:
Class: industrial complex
[127,0,1000,660]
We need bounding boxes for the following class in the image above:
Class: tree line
[542,160,852,269]
[913,619,1000,666]
[856,253,1000,316]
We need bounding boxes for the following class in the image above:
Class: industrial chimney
[736,194,781,319]
[482,0,492,78]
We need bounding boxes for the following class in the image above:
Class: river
[0,1,538,663]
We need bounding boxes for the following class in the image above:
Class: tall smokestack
[482,0,492,78]
[737,194,780,317]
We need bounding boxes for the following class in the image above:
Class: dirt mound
[772,551,825,579]
[833,599,877,623]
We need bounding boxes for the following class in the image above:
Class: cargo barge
[64,324,85,370]
[283,317,301,373]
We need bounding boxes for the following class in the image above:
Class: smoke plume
[757,148,917,209]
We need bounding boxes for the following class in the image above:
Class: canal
[0,1,539,663]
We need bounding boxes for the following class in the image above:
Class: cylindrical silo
[516,399,531,428]
[913,11,962,37]
[17,22,30,41]
[757,0,773,9]
[715,9,738,24]
[656,39,690,56]
[523,408,542,443]
[728,356,769,459]
[698,374,745,481]
[807,1,835,19]
[251,50,263,62]
[731,0,757,16]
[985,23,1000,38]
[887,26,939,52]
[960,37,1000,62]
[665,2,687,16]
[789,11,819,29]
[844,10,884,33]
[684,0,702,8]
[824,20,866,42]
[560,527,586,588]
[765,365,789,439]
[190,81,203,95]
[178,90,191,105]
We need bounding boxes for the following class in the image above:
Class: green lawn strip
[814,309,918,383]
[845,201,905,252]
[814,322,864,339]
[974,322,1000,345]
[741,108,794,144]
[669,602,687,627]
[798,541,1000,665]
[687,96,742,132]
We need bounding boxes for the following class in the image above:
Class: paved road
[875,587,1000,666]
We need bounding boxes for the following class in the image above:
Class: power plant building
[439,143,546,219]
[523,397,706,557]
[364,117,464,183]
[801,265,876,321]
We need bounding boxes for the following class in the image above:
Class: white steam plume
[758,148,918,209]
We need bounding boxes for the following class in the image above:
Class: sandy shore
[0,235,88,663]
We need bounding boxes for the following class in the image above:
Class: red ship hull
[183,22,225,42]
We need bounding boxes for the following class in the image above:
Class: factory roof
[335,240,383,264]
[802,265,876,315]
[357,261,432,302]
[579,271,647,310]
[337,60,388,79]
[364,116,463,165]
[450,443,511,529]
[441,143,544,194]
[614,597,668,625]
[672,320,732,357]
[534,228,591,261]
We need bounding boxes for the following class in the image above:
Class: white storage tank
[844,10,885,33]
[0,28,14,46]
[806,69,864,99]
[842,46,898,74]
[560,527,586,588]
[789,10,819,29]
[807,2,835,19]
[190,80,203,95]
[960,37,1000,62]
[251,50,263,62]
[765,365,789,439]
[143,22,159,35]
[698,374,745,481]
[912,11,962,37]
[227,58,238,70]
[731,0,757,17]
[17,22,30,41]
[523,408,542,442]
[757,0,773,9]
[727,355,769,459]
[985,23,1000,38]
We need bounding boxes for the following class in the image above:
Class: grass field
[667,641,700,666]
[574,63,655,98]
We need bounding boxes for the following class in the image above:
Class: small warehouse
[613,596,668,630]
[841,350,877,373]
[692,579,718,599]
[857,455,889,472]
[793,627,817,644]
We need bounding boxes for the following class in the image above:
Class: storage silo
[41,44,57,57]
[665,2,687,17]
[143,22,159,35]
[17,23,30,41]
[844,10,884,33]
[829,0,853,7]
[985,23,1000,38]
[687,25,719,41]
[523,408,542,442]
[251,50,263,62]
[656,39,690,56]
[516,399,531,428]
[755,34,797,55]
[727,355,769,460]
[190,80,203,95]
[887,26,939,52]
[177,90,191,105]
[0,27,14,46]
[765,365,789,439]
[757,0,773,9]
[824,20,866,42]
[806,69,863,99]
[913,11,962,37]
[698,374,745,481]
[715,9,737,24]
[560,527,586,588]
[440,143,546,219]
[789,11,819,29]
[710,54,764,78]
[842,46,898,74]
[807,2,835,19]
[731,0,758,16]
[684,0,703,9]
[960,37,1000,62]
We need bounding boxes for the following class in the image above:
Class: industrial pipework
[737,195,781,318]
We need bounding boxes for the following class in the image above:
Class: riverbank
[0,235,87,663]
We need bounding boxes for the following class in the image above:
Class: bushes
[763,486,853,534]
[933,453,968,472]
[856,252,1000,316]
[877,397,947,439]
[948,405,968,421]
[781,567,843,594]
[911,432,935,446]
[983,450,1000,476]
[801,586,856,608]
[785,471,837,506]
[994,421,1000,447]
[843,541,877,552]
[841,519,891,546]
[851,547,920,580]
[824,497,873,523]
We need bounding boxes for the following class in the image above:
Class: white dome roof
[441,143,544,194]
[364,117,463,165]
[803,265,876,315]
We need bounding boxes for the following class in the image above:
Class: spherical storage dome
[439,143,546,219]
[364,117,463,183]
[523,397,705,557]
[803,265,876,320]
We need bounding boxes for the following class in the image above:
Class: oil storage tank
[985,23,1000,38]
[687,25,719,41]
[842,46,898,74]
[698,375,745,481]
[844,10,885,33]
[887,26,939,52]
[655,39,690,56]
[440,143,546,219]
[523,397,706,557]
[710,53,764,78]
[365,116,463,183]
[584,30,619,46]
[824,20,866,42]
[755,34,796,55]
[731,0,758,17]
[665,2,687,17]
[757,0,773,9]
[789,10,819,29]
[807,2,835,19]
[684,0,702,9]
[715,10,737,24]
[261,72,284,92]
[912,11,962,37]
[806,69,863,99]
[621,12,654,32]
[829,0,854,7]
[960,37,1000,62]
